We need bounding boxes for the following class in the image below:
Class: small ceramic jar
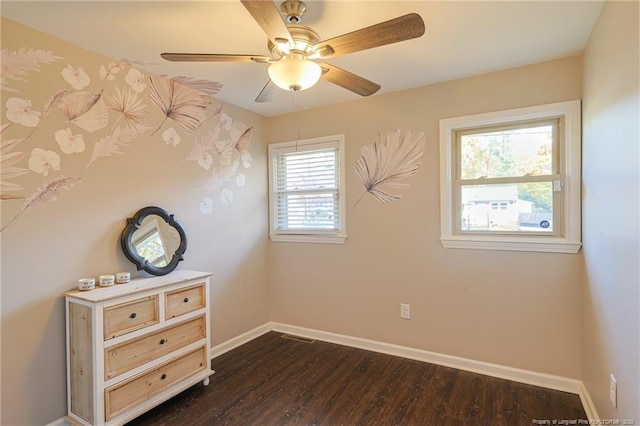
[99,274,115,287]
[78,278,95,291]
[116,272,130,284]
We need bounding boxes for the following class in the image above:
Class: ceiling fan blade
[161,53,272,63]
[255,80,277,103]
[320,63,381,97]
[314,13,425,59]
[240,0,294,47]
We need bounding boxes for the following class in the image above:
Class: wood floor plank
[126,332,586,425]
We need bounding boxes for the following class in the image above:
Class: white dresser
[64,270,213,425]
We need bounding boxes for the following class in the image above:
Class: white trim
[269,234,346,244]
[210,323,272,359]
[441,237,581,253]
[578,381,600,422]
[45,418,69,426]
[439,100,582,253]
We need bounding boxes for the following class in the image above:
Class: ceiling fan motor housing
[280,0,306,24]
[268,25,320,59]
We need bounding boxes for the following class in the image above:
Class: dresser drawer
[104,296,159,340]
[165,284,206,319]
[104,346,207,421]
[105,315,206,380]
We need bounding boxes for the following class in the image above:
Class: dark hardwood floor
[126,331,587,426]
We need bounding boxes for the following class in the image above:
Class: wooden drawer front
[104,296,159,340]
[105,315,206,380]
[105,346,207,421]
[165,284,205,319]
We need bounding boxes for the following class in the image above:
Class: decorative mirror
[120,206,187,276]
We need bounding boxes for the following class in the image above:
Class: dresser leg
[202,376,210,386]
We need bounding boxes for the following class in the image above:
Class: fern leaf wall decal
[1,48,62,92]
[149,75,211,134]
[168,76,223,96]
[353,129,427,206]
[1,175,82,232]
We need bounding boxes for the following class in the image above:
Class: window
[439,100,581,253]
[268,134,346,244]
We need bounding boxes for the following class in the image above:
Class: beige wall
[582,0,639,421]
[0,19,270,425]
[267,56,584,378]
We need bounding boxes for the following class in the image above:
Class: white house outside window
[268,134,346,244]
[439,100,581,253]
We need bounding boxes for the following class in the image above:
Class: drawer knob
[161,373,167,380]
[159,339,166,345]
[130,313,137,319]
[183,297,189,303]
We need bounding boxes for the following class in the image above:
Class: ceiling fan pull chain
[294,90,301,151]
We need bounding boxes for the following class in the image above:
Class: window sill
[440,237,581,253]
[270,234,347,244]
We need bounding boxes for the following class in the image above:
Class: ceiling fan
[161,0,425,102]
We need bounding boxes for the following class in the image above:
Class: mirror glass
[120,207,187,276]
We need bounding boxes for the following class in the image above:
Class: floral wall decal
[61,64,90,90]
[5,97,41,127]
[162,127,181,147]
[99,61,122,82]
[55,128,86,154]
[353,129,427,207]
[28,148,60,175]
[0,38,254,231]
[181,112,253,209]
[125,68,147,92]
[200,197,214,215]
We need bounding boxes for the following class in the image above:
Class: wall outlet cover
[609,374,617,408]
[400,303,410,319]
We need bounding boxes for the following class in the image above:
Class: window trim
[439,100,582,253]
[268,134,347,244]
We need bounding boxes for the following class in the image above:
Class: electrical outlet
[400,303,410,319]
[609,374,617,407]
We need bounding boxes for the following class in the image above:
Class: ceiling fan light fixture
[268,53,321,92]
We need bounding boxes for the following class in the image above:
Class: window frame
[439,100,582,253]
[268,134,347,244]
[454,117,562,237]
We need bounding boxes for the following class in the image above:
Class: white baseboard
[44,417,69,426]
[578,381,600,421]
[210,322,272,359]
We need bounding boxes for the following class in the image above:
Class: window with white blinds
[268,135,346,243]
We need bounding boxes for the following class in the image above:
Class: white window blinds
[273,146,340,233]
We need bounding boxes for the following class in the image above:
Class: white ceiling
[1,1,603,117]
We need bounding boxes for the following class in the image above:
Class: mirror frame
[120,206,187,276]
